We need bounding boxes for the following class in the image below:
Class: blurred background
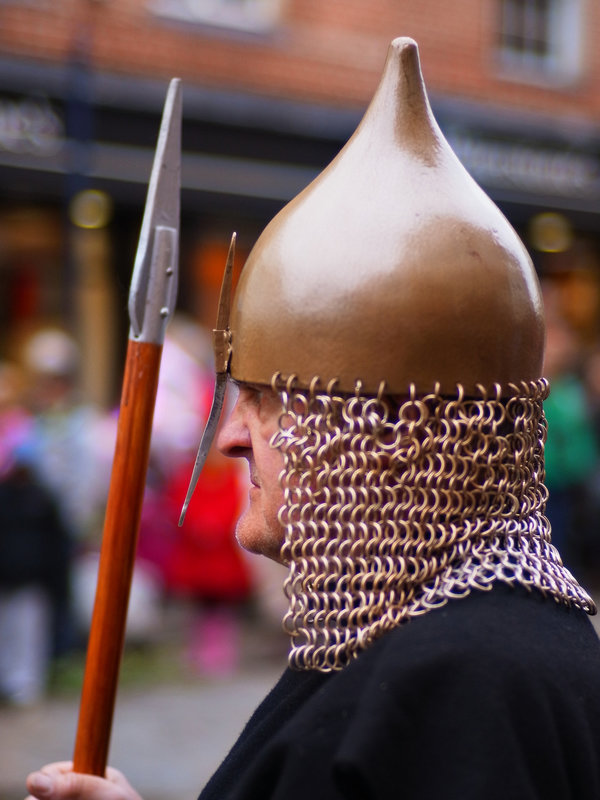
[2,0,600,796]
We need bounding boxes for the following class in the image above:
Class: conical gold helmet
[229,37,544,396]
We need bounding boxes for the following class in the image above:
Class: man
[26,37,600,800]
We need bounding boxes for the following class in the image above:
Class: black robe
[199,584,600,800]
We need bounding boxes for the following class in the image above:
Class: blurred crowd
[0,315,283,709]
[4,290,600,708]
[542,278,600,590]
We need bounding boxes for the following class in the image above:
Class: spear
[72,77,182,777]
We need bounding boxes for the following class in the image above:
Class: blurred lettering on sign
[448,130,600,199]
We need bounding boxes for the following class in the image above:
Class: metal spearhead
[129,77,181,345]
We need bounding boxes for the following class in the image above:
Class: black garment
[199,584,600,800]
[0,466,71,599]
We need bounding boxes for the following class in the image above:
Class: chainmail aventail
[271,377,595,672]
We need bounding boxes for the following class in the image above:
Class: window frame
[149,0,284,35]
[495,0,585,87]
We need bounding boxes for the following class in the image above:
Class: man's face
[217,382,285,562]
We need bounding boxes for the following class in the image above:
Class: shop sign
[447,130,600,199]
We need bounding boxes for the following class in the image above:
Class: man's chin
[235,517,284,563]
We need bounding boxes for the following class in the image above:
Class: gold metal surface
[272,377,595,672]
[229,38,544,395]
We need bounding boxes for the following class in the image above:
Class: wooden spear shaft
[72,340,162,775]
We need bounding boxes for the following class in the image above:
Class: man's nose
[217,403,252,458]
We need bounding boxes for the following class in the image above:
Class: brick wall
[0,0,599,121]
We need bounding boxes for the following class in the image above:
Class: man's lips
[249,471,260,488]
[247,458,260,488]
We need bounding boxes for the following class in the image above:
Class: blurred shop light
[0,207,62,260]
[69,189,113,229]
[528,211,573,253]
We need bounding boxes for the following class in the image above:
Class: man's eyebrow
[230,378,268,393]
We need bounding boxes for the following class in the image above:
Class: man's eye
[238,385,261,405]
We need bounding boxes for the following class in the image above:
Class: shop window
[496,0,584,85]
[150,0,283,34]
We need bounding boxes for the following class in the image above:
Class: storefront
[1,54,600,404]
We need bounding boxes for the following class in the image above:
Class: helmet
[229,37,544,396]
[182,38,594,670]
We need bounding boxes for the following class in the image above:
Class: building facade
[0,0,599,403]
